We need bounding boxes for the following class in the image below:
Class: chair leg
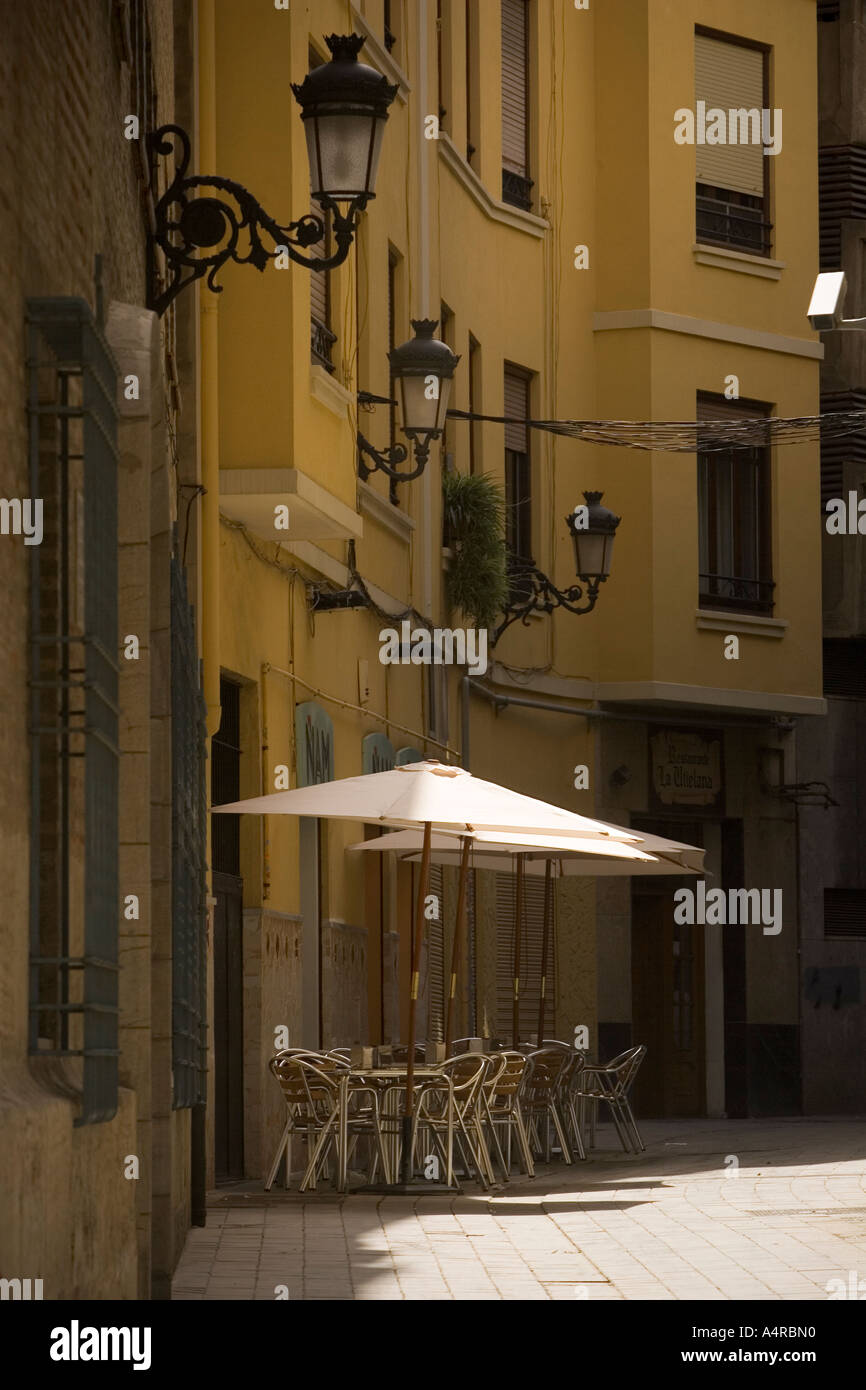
[514,1107,536,1178]
[265,1119,292,1191]
[621,1097,645,1152]
[300,1114,337,1192]
[484,1105,510,1182]
[549,1102,573,1165]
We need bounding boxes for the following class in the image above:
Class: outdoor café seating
[264,1039,648,1193]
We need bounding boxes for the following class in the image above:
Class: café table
[339,1067,456,1190]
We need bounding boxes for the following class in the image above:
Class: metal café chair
[412,1053,493,1189]
[577,1045,647,1154]
[265,1053,389,1191]
[559,1051,588,1161]
[481,1050,535,1179]
[521,1047,574,1164]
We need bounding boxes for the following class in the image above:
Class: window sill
[311,365,353,419]
[693,243,785,280]
[349,6,411,103]
[358,480,415,541]
[438,133,548,239]
[695,608,788,638]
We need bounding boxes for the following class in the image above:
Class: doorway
[630,819,706,1117]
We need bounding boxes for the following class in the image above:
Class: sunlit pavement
[172,1118,866,1300]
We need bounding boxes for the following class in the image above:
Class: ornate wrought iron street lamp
[493,491,621,643]
[147,34,397,315]
[358,319,460,484]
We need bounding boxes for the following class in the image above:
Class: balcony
[501,167,534,212]
[696,185,772,257]
[699,572,775,615]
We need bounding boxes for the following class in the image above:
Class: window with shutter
[495,871,554,1042]
[504,366,532,581]
[501,0,532,210]
[466,0,479,166]
[697,393,773,613]
[309,48,336,372]
[424,865,445,1042]
[694,31,771,256]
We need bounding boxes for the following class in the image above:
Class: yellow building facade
[204,0,823,1181]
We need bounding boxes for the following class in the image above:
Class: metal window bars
[27,298,120,1126]
[171,552,208,1109]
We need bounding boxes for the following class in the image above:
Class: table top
[350,1067,446,1080]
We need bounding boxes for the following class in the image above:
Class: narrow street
[173,1119,866,1301]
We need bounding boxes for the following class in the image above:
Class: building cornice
[593,308,824,360]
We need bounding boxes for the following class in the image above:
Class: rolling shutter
[422,864,445,1042]
[309,224,329,329]
[694,34,765,196]
[501,0,528,176]
[504,364,529,452]
[495,870,554,1041]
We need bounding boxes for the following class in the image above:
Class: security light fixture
[358,319,460,484]
[807,271,848,331]
[147,34,397,315]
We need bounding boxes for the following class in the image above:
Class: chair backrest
[524,1047,570,1097]
[436,1053,488,1097]
[269,1054,341,1115]
[611,1044,647,1094]
[488,1051,527,1108]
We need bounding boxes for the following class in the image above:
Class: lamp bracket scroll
[146,125,361,317]
[492,557,602,645]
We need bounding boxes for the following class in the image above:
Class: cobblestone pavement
[172,1119,866,1301]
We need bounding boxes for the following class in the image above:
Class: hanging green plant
[442,469,508,630]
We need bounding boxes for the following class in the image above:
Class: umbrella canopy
[348,825,704,876]
[213,758,640,841]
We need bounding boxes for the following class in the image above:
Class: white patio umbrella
[213,759,640,841]
[213,758,643,1183]
[349,826,704,876]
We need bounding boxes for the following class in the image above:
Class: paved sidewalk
[172,1119,866,1301]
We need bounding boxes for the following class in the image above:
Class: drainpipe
[417,1,433,623]
[199,0,221,739]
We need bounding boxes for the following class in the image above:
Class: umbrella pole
[403,820,432,1184]
[512,855,525,1047]
[445,836,471,1054]
[537,859,553,1047]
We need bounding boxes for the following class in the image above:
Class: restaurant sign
[362,733,395,774]
[649,727,723,812]
[295,701,334,787]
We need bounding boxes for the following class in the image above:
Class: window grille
[171,552,208,1109]
[27,297,120,1126]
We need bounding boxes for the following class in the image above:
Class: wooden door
[632,892,706,1117]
